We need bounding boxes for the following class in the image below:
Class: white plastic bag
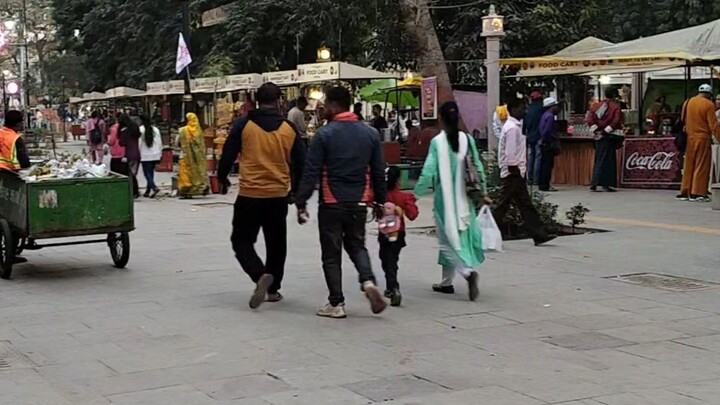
[101,144,112,168]
[477,205,503,252]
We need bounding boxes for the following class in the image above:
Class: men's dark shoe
[676,194,689,201]
[249,274,274,309]
[603,187,617,192]
[590,185,598,192]
[690,195,711,202]
[150,188,160,199]
[467,271,479,302]
[143,190,151,198]
[266,292,284,303]
[548,186,559,192]
[432,284,455,294]
[385,289,402,307]
[534,234,557,246]
[12,256,28,264]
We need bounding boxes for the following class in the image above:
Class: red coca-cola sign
[621,137,682,189]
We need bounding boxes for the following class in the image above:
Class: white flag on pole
[175,33,192,74]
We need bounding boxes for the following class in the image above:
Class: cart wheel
[0,219,15,280]
[108,232,130,268]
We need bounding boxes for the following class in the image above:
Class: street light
[482,5,505,151]
[316,46,331,63]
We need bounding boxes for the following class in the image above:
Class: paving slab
[0,184,718,403]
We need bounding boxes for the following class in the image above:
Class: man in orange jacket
[678,85,720,202]
[0,110,31,172]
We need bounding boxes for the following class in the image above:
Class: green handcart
[0,171,135,279]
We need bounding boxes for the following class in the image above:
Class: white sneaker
[316,303,347,319]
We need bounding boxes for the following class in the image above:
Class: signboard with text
[621,137,682,189]
[296,62,339,83]
[262,70,299,86]
[421,77,438,121]
[507,57,682,76]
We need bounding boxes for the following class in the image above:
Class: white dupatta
[435,131,471,252]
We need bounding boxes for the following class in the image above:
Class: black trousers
[111,158,139,196]
[378,232,406,291]
[493,171,549,242]
[231,196,289,294]
[318,204,376,307]
[538,148,556,191]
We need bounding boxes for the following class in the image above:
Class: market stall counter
[551,134,682,189]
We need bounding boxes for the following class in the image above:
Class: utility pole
[181,0,193,115]
[19,0,29,124]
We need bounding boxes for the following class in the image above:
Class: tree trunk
[401,0,455,107]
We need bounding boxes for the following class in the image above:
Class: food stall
[144,81,186,171]
[194,73,263,172]
[501,20,720,189]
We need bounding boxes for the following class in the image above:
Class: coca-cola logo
[625,151,676,171]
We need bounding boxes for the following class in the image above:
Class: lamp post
[316,46,331,63]
[482,5,505,152]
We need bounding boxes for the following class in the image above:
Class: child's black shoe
[385,289,402,307]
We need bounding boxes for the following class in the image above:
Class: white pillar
[485,36,501,152]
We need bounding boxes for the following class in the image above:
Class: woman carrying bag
[414,102,491,301]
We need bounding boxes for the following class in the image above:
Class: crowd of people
[210,82,559,319]
[3,79,718,319]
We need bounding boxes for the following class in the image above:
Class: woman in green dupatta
[177,113,209,197]
[414,102,490,301]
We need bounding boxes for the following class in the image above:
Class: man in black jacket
[295,86,388,319]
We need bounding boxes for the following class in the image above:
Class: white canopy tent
[104,86,145,99]
[294,62,397,84]
[568,18,720,62]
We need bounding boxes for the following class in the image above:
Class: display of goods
[19,154,110,183]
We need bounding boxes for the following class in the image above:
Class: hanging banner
[201,6,229,27]
[621,137,682,189]
[421,76,438,121]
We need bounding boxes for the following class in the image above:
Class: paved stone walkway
[1,180,719,404]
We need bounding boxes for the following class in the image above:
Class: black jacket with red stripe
[295,113,387,209]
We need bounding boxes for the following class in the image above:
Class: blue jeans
[141,161,158,192]
[528,143,542,184]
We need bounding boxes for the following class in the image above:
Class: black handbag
[463,134,485,207]
[673,100,689,153]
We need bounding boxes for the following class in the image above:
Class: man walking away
[538,97,560,192]
[295,86,388,319]
[677,84,720,202]
[493,98,556,246]
[524,91,544,185]
[0,110,31,172]
[218,83,307,309]
[288,97,308,136]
